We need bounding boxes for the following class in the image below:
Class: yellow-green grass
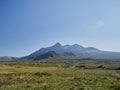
[0,61,120,90]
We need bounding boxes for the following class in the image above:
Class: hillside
[33,51,65,60]
[0,56,18,61]
[27,43,120,60]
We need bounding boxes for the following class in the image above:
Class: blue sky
[0,0,120,57]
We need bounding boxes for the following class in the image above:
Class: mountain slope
[29,43,64,57]
[34,51,65,60]
[27,43,120,59]
[29,43,86,57]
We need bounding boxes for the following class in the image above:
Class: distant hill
[0,56,18,61]
[26,43,120,60]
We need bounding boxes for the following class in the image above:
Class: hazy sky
[0,0,120,57]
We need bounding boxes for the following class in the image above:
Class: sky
[0,0,120,57]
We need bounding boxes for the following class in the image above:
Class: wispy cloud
[88,20,105,31]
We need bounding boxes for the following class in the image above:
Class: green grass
[0,59,120,90]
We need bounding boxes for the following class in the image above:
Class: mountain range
[1,43,120,61]
[26,43,120,60]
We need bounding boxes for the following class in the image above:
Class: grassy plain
[0,59,120,90]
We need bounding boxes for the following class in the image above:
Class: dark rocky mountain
[33,51,65,60]
[27,43,120,59]
[1,43,120,61]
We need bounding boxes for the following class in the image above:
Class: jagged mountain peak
[52,43,62,48]
[73,44,80,46]
[54,42,62,46]
[29,43,97,58]
[27,43,120,59]
[72,44,84,48]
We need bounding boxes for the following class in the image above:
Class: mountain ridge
[1,43,120,61]
[27,43,120,60]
